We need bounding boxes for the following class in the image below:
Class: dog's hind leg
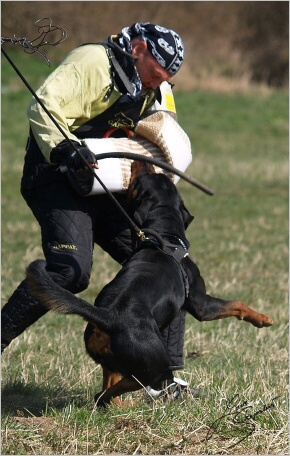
[94,374,141,407]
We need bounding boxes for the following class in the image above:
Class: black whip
[2,19,214,237]
[94,152,214,195]
[1,17,67,66]
[2,48,151,238]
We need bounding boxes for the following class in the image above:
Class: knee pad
[45,257,91,294]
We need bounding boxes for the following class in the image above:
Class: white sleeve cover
[84,138,123,194]
[84,112,192,195]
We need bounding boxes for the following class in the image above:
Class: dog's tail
[26,259,111,331]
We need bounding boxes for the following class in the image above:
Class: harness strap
[142,233,190,297]
[160,244,190,298]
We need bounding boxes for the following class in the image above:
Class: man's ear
[131,40,147,58]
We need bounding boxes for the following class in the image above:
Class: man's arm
[27,45,116,161]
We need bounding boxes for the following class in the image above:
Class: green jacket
[27,43,155,161]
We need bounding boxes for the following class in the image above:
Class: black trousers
[2,166,186,370]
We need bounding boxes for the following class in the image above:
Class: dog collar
[148,235,190,297]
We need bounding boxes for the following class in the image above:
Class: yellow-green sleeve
[27,45,120,161]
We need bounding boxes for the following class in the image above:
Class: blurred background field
[1,2,288,454]
[1,1,289,91]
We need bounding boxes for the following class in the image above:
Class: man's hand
[50,140,98,196]
[50,140,98,170]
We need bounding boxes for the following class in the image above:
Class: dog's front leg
[101,367,122,406]
[94,374,141,407]
[208,298,274,328]
[189,294,273,328]
[185,261,273,328]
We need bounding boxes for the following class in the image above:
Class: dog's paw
[94,391,110,407]
[253,314,274,328]
[94,391,136,408]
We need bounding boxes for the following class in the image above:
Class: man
[2,22,197,399]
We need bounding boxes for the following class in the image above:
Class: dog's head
[109,317,171,386]
[127,161,194,230]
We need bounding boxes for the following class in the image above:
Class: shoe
[145,376,208,401]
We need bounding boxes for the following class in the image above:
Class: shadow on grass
[1,381,89,417]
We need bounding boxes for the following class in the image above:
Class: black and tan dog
[26,161,273,406]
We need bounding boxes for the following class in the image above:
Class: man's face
[132,41,172,90]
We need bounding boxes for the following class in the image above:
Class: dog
[26,161,273,406]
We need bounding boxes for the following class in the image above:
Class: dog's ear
[180,201,194,229]
[128,170,156,225]
[133,199,152,226]
[127,162,155,206]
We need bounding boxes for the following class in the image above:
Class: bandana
[119,22,184,76]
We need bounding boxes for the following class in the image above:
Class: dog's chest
[86,323,113,357]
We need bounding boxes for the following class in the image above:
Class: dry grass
[1,49,288,453]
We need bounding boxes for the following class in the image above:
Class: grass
[1,50,289,454]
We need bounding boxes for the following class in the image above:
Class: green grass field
[1,50,288,455]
